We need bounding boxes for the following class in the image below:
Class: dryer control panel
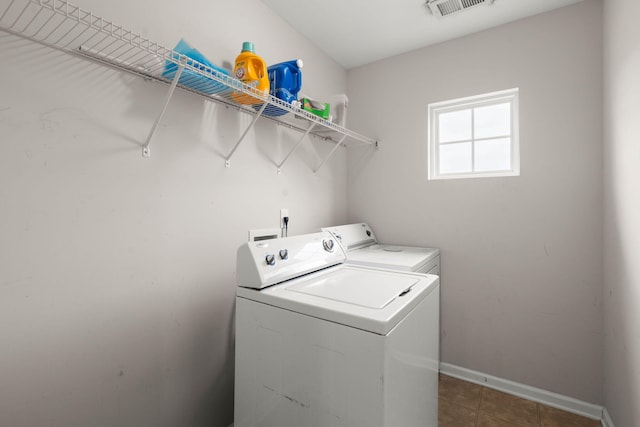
[321,223,377,251]
[236,231,346,289]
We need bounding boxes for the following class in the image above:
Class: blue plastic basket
[162,39,230,95]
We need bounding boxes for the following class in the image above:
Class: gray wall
[603,0,640,425]
[5,0,632,425]
[347,0,604,404]
[0,0,350,426]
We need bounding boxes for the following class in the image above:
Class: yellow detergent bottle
[232,42,269,105]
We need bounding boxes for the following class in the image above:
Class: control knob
[279,249,288,260]
[265,254,276,266]
[323,239,335,252]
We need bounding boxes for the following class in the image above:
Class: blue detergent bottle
[263,59,303,116]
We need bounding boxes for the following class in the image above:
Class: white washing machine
[234,231,440,427]
[322,223,440,275]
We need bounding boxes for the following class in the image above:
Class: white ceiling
[261,0,584,69]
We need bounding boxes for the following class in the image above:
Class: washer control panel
[236,231,346,289]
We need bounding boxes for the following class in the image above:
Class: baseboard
[602,407,615,427]
[439,362,605,423]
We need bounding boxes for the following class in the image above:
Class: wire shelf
[0,0,378,168]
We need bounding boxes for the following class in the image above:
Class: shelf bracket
[313,134,348,174]
[276,121,315,174]
[142,63,185,157]
[225,102,268,168]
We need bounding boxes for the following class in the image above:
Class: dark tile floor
[438,374,602,427]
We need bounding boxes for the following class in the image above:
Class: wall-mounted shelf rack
[0,0,379,173]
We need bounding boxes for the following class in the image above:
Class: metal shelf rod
[142,63,184,157]
[277,121,315,174]
[314,134,347,174]
[225,102,268,168]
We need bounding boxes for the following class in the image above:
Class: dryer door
[348,244,440,272]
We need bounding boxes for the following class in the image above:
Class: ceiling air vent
[426,0,495,17]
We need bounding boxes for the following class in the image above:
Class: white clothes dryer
[322,223,440,275]
[234,231,440,427]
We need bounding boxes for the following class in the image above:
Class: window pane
[474,102,511,139]
[440,142,472,174]
[439,109,472,143]
[474,138,511,172]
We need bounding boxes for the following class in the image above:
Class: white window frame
[428,88,520,180]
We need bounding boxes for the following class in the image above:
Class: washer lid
[287,267,418,309]
[347,244,440,272]
[236,264,439,335]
